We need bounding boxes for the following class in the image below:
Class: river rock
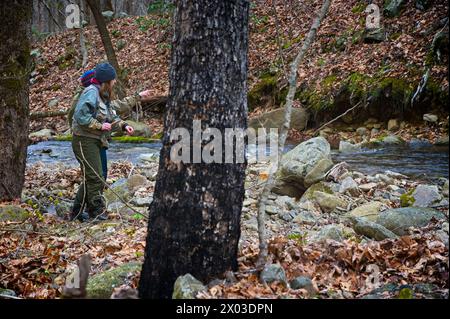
[130,197,153,207]
[274,196,296,210]
[443,180,449,197]
[339,176,359,196]
[346,201,383,222]
[304,158,334,187]
[350,217,398,241]
[104,178,131,204]
[313,191,347,213]
[248,107,309,132]
[139,153,159,163]
[265,205,279,215]
[423,113,438,123]
[380,135,405,145]
[86,262,141,299]
[311,224,345,242]
[274,137,331,196]
[387,119,400,131]
[0,288,17,297]
[290,276,317,296]
[127,174,148,193]
[376,207,446,236]
[172,274,207,299]
[339,141,361,153]
[412,185,443,207]
[48,98,59,108]
[359,182,378,192]
[434,136,449,146]
[293,210,318,225]
[29,128,55,139]
[260,264,287,286]
[356,127,368,136]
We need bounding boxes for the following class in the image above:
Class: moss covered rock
[172,274,206,299]
[86,262,141,299]
[0,205,29,222]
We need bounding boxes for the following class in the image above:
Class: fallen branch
[30,110,69,120]
[256,0,332,268]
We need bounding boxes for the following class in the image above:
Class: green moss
[112,136,159,143]
[389,32,402,41]
[351,2,367,13]
[400,189,415,207]
[248,73,278,110]
[323,74,338,88]
[54,135,73,141]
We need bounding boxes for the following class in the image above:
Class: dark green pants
[72,135,105,216]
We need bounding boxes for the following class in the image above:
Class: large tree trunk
[0,1,32,201]
[86,0,126,98]
[139,0,249,299]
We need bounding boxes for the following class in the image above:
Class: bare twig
[256,0,332,268]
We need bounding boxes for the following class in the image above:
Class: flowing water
[27,140,449,180]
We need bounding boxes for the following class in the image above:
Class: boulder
[248,107,309,132]
[300,182,333,202]
[313,191,347,213]
[260,264,287,286]
[423,113,438,123]
[274,137,331,196]
[290,276,317,296]
[346,201,384,222]
[29,128,55,139]
[86,262,141,299]
[412,185,443,207]
[102,11,115,22]
[339,140,362,153]
[376,207,446,236]
[311,224,345,242]
[350,217,398,241]
[387,119,400,131]
[104,178,131,204]
[172,274,207,299]
[384,0,406,17]
[304,158,334,187]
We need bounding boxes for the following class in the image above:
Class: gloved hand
[101,123,112,131]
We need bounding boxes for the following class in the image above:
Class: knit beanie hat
[95,62,117,83]
[80,69,96,87]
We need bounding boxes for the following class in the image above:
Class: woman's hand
[125,125,134,135]
[139,90,152,102]
[101,123,112,131]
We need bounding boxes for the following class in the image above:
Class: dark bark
[0,1,32,201]
[139,0,249,299]
[86,0,126,98]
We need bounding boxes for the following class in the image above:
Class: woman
[71,62,134,222]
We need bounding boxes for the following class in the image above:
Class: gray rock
[371,128,380,136]
[434,136,449,146]
[364,27,386,43]
[376,207,446,236]
[387,119,399,131]
[0,288,17,297]
[29,128,55,139]
[127,174,148,193]
[356,127,368,136]
[104,178,131,204]
[346,201,383,222]
[48,98,59,108]
[249,107,309,132]
[412,185,443,207]
[311,224,344,242]
[139,153,159,163]
[339,141,361,153]
[86,262,141,299]
[102,10,115,22]
[274,196,296,210]
[304,158,334,187]
[380,135,405,145]
[260,264,287,285]
[351,217,398,241]
[435,230,449,248]
[290,276,317,295]
[359,182,378,192]
[415,0,432,10]
[265,205,279,215]
[172,274,207,299]
[118,11,129,18]
[339,176,359,196]
[423,113,438,123]
[293,211,318,225]
[275,137,331,196]
[384,0,406,17]
[443,180,449,197]
[313,191,347,213]
[300,182,333,202]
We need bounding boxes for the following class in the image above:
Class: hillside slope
[29,0,449,133]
